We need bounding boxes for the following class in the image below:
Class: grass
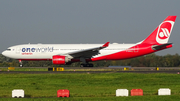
[0,72,180,100]
[0,67,47,71]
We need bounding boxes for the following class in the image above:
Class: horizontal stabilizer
[152,43,172,50]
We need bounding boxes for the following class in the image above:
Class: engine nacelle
[52,55,71,65]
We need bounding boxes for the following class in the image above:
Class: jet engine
[52,55,71,65]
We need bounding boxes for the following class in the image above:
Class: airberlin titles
[21,47,54,55]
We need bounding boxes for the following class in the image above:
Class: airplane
[2,16,177,67]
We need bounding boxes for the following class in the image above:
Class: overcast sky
[0,0,180,55]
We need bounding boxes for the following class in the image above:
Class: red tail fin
[141,16,176,45]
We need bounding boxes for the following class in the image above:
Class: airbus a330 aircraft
[2,16,177,67]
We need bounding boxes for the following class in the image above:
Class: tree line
[0,53,180,67]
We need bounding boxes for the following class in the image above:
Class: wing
[63,42,109,58]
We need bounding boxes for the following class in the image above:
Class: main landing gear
[80,57,94,67]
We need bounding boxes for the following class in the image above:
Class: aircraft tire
[81,64,94,67]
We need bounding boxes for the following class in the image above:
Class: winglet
[102,42,110,47]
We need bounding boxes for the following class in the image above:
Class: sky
[0,0,180,55]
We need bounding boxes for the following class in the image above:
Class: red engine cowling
[52,55,70,65]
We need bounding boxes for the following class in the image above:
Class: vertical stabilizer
[141,16,176,45]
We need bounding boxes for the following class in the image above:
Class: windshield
[6,49,11,51]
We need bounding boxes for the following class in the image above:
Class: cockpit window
[6,49,11,51]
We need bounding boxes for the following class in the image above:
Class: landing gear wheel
[20,64,23,67]
[87,64,93,67]
[80,64,84,67]
[80,63,94,67]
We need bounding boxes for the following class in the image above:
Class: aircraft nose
[2,51,6,56]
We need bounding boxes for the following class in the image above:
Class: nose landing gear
[19,60,23,67]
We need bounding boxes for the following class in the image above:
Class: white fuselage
[2,43,135,60]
